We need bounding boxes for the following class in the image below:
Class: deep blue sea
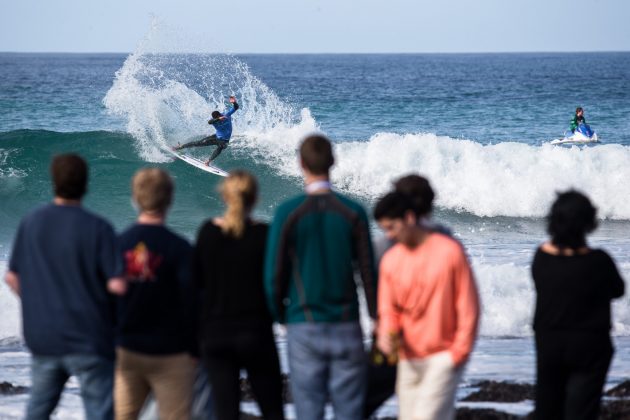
[1,48,630,417]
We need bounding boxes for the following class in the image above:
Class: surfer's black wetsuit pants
[179,134,228,162]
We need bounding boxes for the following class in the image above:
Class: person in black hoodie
[195,170,284,420]
[114,168,197,420]
[532,190,625,420]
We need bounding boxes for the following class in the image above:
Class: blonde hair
[219,170,258,238]
[132,168,173,214]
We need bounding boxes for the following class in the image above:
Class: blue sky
[1,0,629,53]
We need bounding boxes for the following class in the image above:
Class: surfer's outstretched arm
[223,96,239,117]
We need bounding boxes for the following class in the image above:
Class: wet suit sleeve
[223,101,239,117]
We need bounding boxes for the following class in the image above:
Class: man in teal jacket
[264,134,377,420]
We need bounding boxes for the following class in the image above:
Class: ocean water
[1,32,630,418]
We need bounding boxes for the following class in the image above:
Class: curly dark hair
[393,174,435,217]
[547,190,597,249]
[373,191,414,221]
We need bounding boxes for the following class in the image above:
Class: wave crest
[330,133,630,219]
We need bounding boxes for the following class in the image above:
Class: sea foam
[331,134,630,219]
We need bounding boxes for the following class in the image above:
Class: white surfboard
[162,147,228,177]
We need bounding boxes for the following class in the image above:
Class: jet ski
[550,124,599,145]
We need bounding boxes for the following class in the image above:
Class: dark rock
[238,376,630,420]
[461,380,535,403]
[0,381,27,395]
[605,380,630,398]
[240,373,292,403]
[383,409,530,420]
[456,407,523,419]
[599,399,630,419]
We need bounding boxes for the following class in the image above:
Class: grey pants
[179,135,228,162]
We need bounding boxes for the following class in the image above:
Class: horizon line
[1,50,630,55]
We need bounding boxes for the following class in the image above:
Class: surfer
[550,107,598,145]
[568,106,596,139]
[569,107,586,133]
[174,96,239,165]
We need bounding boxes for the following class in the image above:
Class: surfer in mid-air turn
[174,96,239,165]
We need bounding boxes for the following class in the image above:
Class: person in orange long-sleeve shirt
[374,191,480,420]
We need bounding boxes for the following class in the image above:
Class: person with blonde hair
[194,170,284,420]
[114,167,198,420]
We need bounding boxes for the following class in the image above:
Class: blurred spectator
[374,190,479,420]
[532,190,625,420]
[114,168,197,420]
[265,134,377,420]
[195,170,284,420]
[5,154,121,420]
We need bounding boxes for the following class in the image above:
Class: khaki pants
[397,351,464,420]
[114,348,195,420]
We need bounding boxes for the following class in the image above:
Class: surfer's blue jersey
[209,102,239,141]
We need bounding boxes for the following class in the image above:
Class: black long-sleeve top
[194,221,272,335]
[532,247,625,333]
